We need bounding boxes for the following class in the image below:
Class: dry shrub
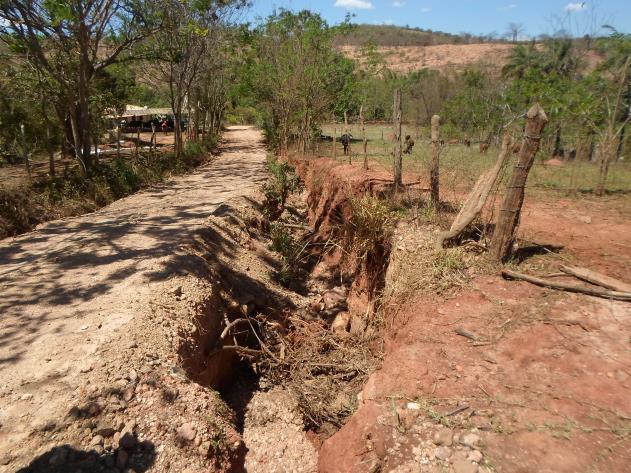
[258,316,382,430]
[344,193,396,261]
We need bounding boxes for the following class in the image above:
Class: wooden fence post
[361,105,368,170]
[430,114,441,206]
[490,103,548,262]
[393,88,403,191]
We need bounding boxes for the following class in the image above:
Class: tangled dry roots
[252,315,382,430]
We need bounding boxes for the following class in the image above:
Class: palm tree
[502,43,540,79]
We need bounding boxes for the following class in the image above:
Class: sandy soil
[0,127,268,472]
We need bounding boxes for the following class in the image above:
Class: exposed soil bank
[311,175,631,471]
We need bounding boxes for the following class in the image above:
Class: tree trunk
[596,138,615,197]
[20,124,31,181]
[136,128,140,157]
[46,126,55,177]
[490,103,548,262]
[361,105,368,170]
[116,126,121,159]
[553,124,562,157]
[430,114,441,206]
[393,88,403,191]
[151,123,156,156]
[344,111,351,164]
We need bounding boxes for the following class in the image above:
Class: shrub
[262,157,302,220]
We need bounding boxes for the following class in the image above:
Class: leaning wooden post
[430,114,441,206]
[20,124,31,181]
[490,103,548,262]
[333,126,337,160]
[360,105,368,170]
[393,88,403,191]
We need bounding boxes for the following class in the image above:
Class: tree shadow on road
[15,441,156,473]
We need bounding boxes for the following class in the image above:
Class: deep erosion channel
[177,155,393,471]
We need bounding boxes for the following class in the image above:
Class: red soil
[304,155,631,472]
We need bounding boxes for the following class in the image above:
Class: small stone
[461,433,480,448]
[172,286,183,297]
[434,446,451,461]
[176,423,197,446]
[20,393,33,401]
[406,402,420,410]
[0,453,12,465]
[433,427,453,446]
[453,459,478,473]
[128,370,138,382]
[95,421,117,437]
[116,449,129,469]
[331,311,351,334]
[123,388,134,402]
[198,441,210,457]
[468,450,483,464]
[90,435,104,447]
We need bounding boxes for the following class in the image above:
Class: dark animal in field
[568,148,577,160]
[440,139,445,146]
[464,139,471,147]
[479,142,490,154]
[404,135,415,154]
[340,133,352,155]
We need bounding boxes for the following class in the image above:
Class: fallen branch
[444,404,470,416]
[502,269,631,302]
[219,318,250,340]
[455,328,480,341]
[211,345,263,358]
[560,265,631,293]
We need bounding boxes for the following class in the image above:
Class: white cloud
[334,0,375,9]
[420,7,432,13]
[392,1,406,7]
[499,4,517,11]
[565,2,587,12]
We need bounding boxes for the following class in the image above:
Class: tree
[506,23,525,43]
[246,10,357,154]
[0,0,159,174]
[145,0,244,159]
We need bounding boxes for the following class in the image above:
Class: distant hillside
[335,24,514,73]
[334,24,505,48]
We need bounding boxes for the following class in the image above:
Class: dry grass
[318,124,631,197]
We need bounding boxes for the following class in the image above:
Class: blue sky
[244,1,630,38]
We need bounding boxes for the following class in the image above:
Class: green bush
[262,157,302,220]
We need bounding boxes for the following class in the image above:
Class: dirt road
[0,127,267,471]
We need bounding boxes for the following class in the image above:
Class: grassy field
[318,123,631,199]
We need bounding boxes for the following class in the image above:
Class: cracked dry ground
[0,126,294,472]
